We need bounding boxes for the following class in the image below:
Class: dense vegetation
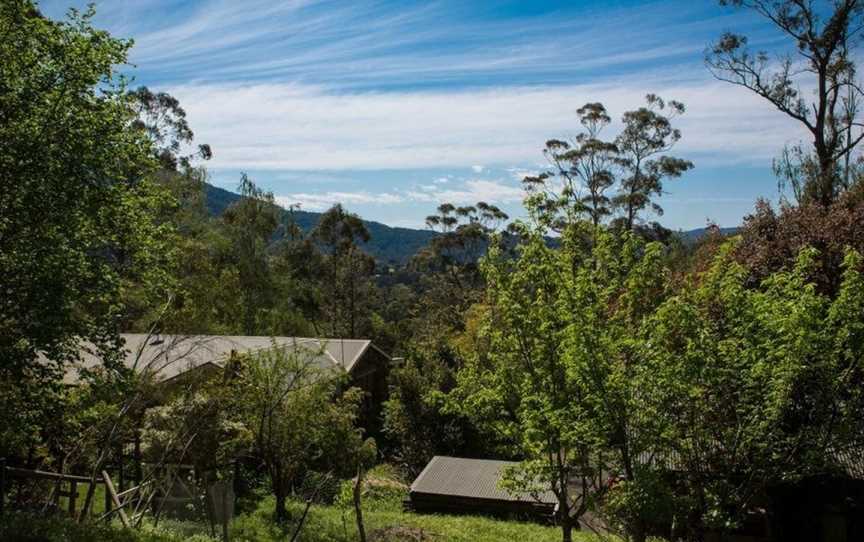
[2,1,864,542]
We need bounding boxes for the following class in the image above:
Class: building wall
[348,346,390,436]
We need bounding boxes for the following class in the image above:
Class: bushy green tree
[0,1,174,458]
[313,204,378,338]
[236,343,366,522]
[642,242,864,539]
[451,223,670,542]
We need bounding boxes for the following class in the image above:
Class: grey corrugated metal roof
[636,447,864,481]
[62,334,379,384]
[410,456,557,504]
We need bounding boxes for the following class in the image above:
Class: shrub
[0,512,216,542]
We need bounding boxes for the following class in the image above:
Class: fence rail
[0,460,117,521]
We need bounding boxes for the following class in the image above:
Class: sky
[40,0,808,230]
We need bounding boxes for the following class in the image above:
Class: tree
[382,343,486,475]
[0,1,172,456]
[221,174,281,334]
[644,242,864,539]
[413,201,508,332]
[128,86,212,172]
[707,0,864,205]
[451,222,671,542]
[236,342,364,523]
[422,202,508,272]
[524,96,691,233]
[735,186,864,296]
[523,103,620,229]
[613,94,693,231]
[313,204,377,338]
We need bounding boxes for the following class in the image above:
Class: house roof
[410,456,557,505]
[636,446,864,481]
[63,334,381,384]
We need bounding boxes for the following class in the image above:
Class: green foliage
[450,223,671,542]
[235,342,367,522]
[141,384,251,477]
[642,241,864,537]
[312,204,378,338]
[0,0,175,459]
[383,350,485,475]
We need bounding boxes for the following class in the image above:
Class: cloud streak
[168,79,805,173]
[44,0,767,90]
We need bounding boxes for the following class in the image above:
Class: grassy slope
[0,504,600,542]
[1,465,605,542]
[231,499,600,542]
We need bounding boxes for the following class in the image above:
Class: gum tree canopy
[708,0,864,205]
[0,2,171,452]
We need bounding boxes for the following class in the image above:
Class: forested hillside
[206,182,732,263]
[205,183,437,264]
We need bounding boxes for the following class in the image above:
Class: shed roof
[410,456,556,505]
[63,334,381,384]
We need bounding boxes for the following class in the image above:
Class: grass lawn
[230,468,604,542]
[231,499,602,542]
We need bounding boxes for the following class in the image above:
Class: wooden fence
[0,458,142,525]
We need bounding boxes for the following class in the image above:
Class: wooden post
[0,457,6,516]
[104,478,112,521]
[69,480,77,518]
[53,478,62,510]
[117,444,126,494]
[102,470,130,528]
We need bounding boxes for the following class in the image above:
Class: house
[407,456,557,522]
[64,333,392,431]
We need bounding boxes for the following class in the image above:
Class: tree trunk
[275,488,288,523]
[353,465,366,542]
[274,482,288,523]
[560,520,573,542]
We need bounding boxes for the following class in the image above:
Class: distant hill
[205,183,738,264]
[205,183,437,265]
[676,226,739,244]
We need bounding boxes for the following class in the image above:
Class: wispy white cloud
[275,190,404,211]
[405,179,524,205]
[44,0,763,90]
[168,79,805,172]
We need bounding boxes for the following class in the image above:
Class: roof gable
[64,334,384,384]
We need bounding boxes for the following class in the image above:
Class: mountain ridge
[205,183,737,264]
[205,183,437,264]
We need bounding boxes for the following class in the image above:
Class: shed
[407,456,557,521]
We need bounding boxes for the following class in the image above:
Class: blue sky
[41,0,805,230]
